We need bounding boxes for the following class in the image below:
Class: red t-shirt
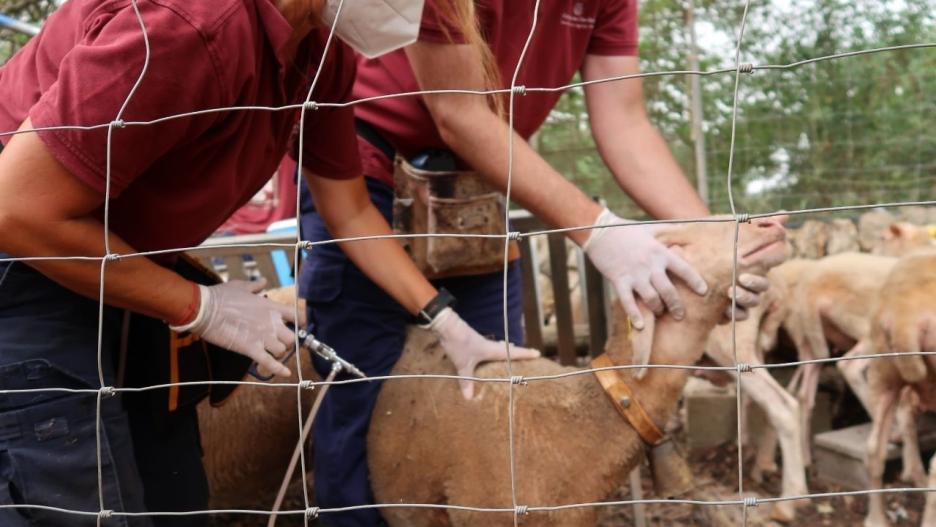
[0,0,360,257]
[215,156,298,236]
[353,0,639,186]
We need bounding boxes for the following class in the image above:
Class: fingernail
[697,281,709,294]
[673,308,685,320]
[632,317,645,330]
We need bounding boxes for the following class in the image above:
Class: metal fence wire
[0,0,935,526]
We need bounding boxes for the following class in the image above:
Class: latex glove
[170,279,296,378]
[723,273,769,322]
[583,208,708,330]
[428,307,540,400]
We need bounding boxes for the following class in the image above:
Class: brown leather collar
[591,353,665,446]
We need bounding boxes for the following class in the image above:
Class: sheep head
[879,222,934,257]
[627,216,788,377]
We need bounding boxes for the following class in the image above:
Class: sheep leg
[740,390,755,449]
[796,362,821,467]
[752,425,779,482]
[741,369,808,523]
[896,388,926,486]
[921,454,936,526]
[865,389,899,527]
[838,338,875,416]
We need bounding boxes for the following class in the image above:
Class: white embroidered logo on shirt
[561,1,595,30]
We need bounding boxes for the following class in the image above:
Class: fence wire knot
[507,231,521,241]
[510,375,527,385]
[304,101,319,111]
[736,363,753,373]
[305,507,320,519]
[98,509,114,519]
[99,386,117,398]
[738,63,755,74]
[511,85,527,96]
[104,253,122,262]
[514,505,529,516]
[110,119,125,129]
[743,496,758,508]
[303,240,315,251]
[734,213,751,223]
[299,379,315,391]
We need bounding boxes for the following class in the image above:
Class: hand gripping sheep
[368,216,788,527]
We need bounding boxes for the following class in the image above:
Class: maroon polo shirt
[0,0,360,257]
[352,0,639,187]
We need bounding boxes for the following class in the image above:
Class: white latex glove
[583,208,708,330]
[170,279,296,378]
[724,273,769,322]
[428,307,540,400]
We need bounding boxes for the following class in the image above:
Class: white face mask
[321,0,427,59]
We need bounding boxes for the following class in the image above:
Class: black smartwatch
[416,288,456,327]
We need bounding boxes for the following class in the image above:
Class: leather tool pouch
[393,155,516,278]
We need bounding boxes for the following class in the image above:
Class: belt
[355,119,458,172]
[355,119,395,160]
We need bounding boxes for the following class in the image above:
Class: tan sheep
[827,218,860,255]
[702,260,813,524]
[790,219,830,259]
[859,210,896,253]
[368,216,788,526]
[773,223,934,466]
[198,286,318,509]
[863,249,936,527]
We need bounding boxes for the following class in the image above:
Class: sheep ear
[630,305,656,380]
[886,222,906,239]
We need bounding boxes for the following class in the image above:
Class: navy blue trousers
[0,260,207,526]
[299,178,523,527]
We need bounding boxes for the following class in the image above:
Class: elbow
[430,106,463,148]
[425,97,489,150]
[0,208,38,257]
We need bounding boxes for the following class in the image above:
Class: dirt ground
[209,438,926,526]
[596,442,925,527]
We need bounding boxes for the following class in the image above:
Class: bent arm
[0,119,193,321]
[304,173,436,314]
[583,54,708,219]
[404,41,602,246]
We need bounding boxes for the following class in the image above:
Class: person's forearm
[436,108,602,246]
[327,206,437,314]
[0,214,194,322]
[598,121,709,219]
[305,173,436,314]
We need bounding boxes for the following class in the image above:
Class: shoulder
[148,0,247,39]
[146,0,264,99]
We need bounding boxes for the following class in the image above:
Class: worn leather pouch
[393,156,517,278]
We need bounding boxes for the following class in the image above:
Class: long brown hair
[430,0,504,115]
[279,0,502,114]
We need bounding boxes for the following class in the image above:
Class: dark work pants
[298,178,524,527]
[0,260,207,526]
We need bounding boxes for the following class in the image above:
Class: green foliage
[536,0,936,218]
[0,0,55,62]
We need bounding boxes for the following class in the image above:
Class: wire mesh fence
[0,0,935,526]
